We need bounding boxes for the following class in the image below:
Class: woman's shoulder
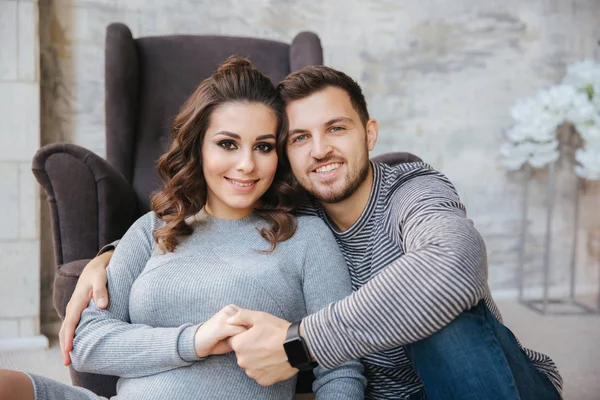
[295,214,328,230]
[293,215,335,242]
[128,211,166,235]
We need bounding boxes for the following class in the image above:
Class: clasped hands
[195,305,297,386]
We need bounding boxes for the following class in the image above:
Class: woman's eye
[218,140,237,150]
[256,143,274,153]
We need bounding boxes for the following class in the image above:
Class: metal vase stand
[517,161,600,315]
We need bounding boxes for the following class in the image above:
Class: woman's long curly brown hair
[150,56,298,253]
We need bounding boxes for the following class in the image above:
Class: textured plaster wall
[38,0,600,329]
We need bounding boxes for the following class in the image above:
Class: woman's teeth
[228,179,255,187]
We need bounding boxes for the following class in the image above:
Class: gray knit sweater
[63,210,366,400]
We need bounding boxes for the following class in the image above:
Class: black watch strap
[284,322,317,371]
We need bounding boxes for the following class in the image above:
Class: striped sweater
[300,161,562,399]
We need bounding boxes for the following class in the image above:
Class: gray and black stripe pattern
[299,161,562,399]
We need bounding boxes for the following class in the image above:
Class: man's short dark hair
[277,66,370,127]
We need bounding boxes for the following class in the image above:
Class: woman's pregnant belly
[113,352,297,400]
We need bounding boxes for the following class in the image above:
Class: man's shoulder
[378,161,443,184]
[378,161,455,191]
[375,161,460,209]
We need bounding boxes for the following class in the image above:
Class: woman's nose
[236,152,255,174]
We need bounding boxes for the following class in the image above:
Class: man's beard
[302,155,370,204]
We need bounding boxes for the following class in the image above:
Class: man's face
[285,86,378,204]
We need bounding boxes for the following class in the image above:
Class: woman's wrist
[176,324,205,362]
[193,324,210,358]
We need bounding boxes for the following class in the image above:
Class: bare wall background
[0,0,46,349]
[38,0,600,331]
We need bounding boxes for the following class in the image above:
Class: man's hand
[227,309,297,386]
[194,305,247,358]
[59,250,113,366]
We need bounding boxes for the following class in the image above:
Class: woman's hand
[194,305,248,358]
[59,250,113,366]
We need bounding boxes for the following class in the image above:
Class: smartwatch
[284,322,317,371]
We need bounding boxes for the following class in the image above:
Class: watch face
[284,338,310,367]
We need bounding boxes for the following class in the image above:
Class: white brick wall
[0,82,40,161]
[0,241,40,318]
[19,317,39,337]
[0,163,20,240]
[18,1,38,81]
[0,2,18,80]
[0,0,47,350]
[0,320,19,340]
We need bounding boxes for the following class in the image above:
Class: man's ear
[366,119,379,151]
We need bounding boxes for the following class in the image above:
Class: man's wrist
[284,321,317,370]
[98,250,113,266]
[298,321,315,363]
[97,240,118,257]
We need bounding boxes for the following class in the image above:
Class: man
[60,66,562,399]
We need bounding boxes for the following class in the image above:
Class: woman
[0,56,366,400]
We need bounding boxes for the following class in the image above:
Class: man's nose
[310,137,333,159]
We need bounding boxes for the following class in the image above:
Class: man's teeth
[316,163,341,173]
[229,179,254,187]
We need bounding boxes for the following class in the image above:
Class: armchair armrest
[53,259,90,320]
[32,143,137,266]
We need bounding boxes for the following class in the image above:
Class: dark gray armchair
[32,22,324,397]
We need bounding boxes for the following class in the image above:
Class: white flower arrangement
[501,59,600,180]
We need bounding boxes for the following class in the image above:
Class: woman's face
[202,102,279,220]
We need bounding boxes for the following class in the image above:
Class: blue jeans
[405,300,560,400]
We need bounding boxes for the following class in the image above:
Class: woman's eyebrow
[255,134,276,141]
[213,131,240,139]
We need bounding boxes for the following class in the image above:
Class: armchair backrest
[104,23,323,214]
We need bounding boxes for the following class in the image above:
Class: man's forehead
[285,87,358,127]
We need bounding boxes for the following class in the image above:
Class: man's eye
[218,140,237,150]
[330,126,345,132]
[292,134,307,143]
[256,143,274,153]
